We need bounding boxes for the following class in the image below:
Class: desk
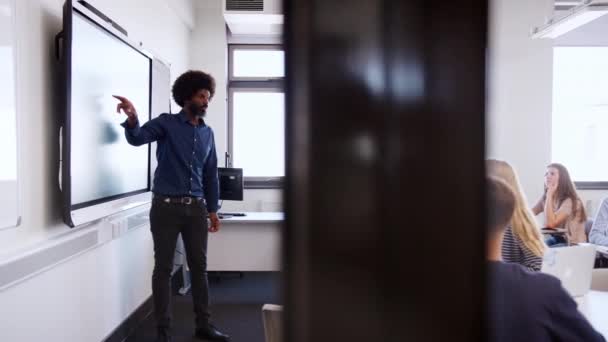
[207,212,283,271]
[596,245,608,258]
[541,228,566,235]
[578,291,608,338]
[178,212,283,294]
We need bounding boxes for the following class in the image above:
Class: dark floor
[126,272,282,342]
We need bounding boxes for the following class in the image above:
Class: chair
[591,268,608,291]
[262,304,283,342]
[586,219,594,238]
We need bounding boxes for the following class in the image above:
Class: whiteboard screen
[69,11,151,207]
[0,0,19,229]
[149,58,171,186]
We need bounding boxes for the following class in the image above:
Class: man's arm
[203,130,220,231]
[114,95,165,146]
[203,131,219,212]
[120,116,165,146]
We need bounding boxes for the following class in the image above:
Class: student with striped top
[487,160,546,271]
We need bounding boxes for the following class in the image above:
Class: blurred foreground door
[284,1,488,341]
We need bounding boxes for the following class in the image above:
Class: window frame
[228,44,285,189]
[228,44,284,81]
[574,182,608,190]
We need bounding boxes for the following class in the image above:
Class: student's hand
[113,95,138,126]
[209,212,221,233]
[547,182,558,198]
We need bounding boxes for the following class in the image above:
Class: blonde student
[487,160,545,271]
[532,163,587,246]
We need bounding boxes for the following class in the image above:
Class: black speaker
[218,167,243,201]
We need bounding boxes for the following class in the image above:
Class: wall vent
[226,0,263,11]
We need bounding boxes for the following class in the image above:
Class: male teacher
[114,70,229,342]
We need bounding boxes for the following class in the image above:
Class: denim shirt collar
[178,110,206,126]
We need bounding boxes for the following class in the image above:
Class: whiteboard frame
[61,1,155,227]
[0,0,22,230]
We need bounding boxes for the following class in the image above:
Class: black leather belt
[154,195,204,205]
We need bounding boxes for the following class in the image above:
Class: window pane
[0,46,16,181]
[233,92,285,177]
[553,47,608,182]
[233,49,284,78]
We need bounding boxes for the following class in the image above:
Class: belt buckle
[163,197,170,204]
[183,197,193,205]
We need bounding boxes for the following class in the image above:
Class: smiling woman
[0,0,20,230]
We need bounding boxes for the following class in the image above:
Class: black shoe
[194,324,230,341]
[156,327,172,342]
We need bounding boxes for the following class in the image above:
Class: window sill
[244,178,284,189]
[575,182,608,190]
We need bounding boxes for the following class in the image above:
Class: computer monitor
[218,167,243,201]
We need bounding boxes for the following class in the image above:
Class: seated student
[487,160,545,271]
[590,197,608,246]
[486,177,604,342]
[532,163,587,246]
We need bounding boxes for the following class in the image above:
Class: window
[552,47,608,188]
[228,45,284,188]
[232,49,284,78]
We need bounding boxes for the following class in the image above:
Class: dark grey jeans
[149,197,210,330]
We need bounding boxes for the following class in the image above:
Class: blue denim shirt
[121,111,219,212]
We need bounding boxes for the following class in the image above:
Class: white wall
[0,0,192,340]
[0,221,154,341]
[191,0,228,160]
[191,0,283,213]
[487,0,554,204]
[221,189,283,212]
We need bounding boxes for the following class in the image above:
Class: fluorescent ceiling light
[531,1,608,39]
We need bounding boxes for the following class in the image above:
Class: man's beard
[187,103,207,117]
